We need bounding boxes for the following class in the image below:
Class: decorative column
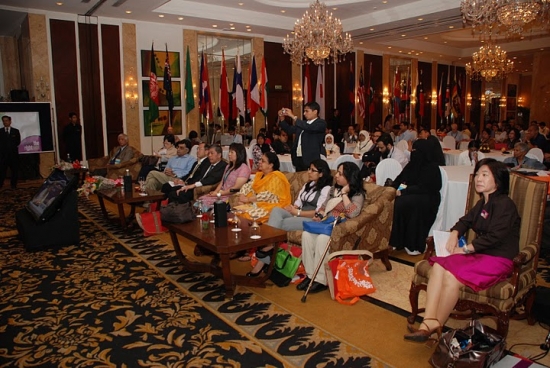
[530,50,550,123]
[122,23,140,150]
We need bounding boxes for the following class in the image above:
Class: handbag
[159,202,194,223]
[302,216,344,236]
[429,320,505,368]
[273,248,301,279]
[135,211,167,237]
[324,250,375,305]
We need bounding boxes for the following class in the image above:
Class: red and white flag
[315,64,325,119]
[357,66,366,119]
[219,49,229,120]
[260,56,268,116]
[303,64,312,104]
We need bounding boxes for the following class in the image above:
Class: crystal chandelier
[282,0,353,65]
[497,0,541,34]
[460,0,500,37]
[465,43,514,81]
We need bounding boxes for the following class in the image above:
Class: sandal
[404,318,442,346]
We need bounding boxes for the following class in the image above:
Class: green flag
[185,46,195,113]
[148,43,160,123]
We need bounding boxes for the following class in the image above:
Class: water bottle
[123,169,132,193]
[67,153,72,163]
[458,236,467,248]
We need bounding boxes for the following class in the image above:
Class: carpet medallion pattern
[0,191,381,367]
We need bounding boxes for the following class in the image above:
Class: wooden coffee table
[165,217,287,299]
[96,187,165,230]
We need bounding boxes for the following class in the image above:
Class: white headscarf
[357,130,373,153]
[324,134,336,150]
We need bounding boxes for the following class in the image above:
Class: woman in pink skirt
[404,158,520,343]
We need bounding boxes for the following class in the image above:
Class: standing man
[0,115,21,189]
[63,112,82,161]
[278,102,326,172]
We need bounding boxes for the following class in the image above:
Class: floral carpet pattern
[0,190,379,367]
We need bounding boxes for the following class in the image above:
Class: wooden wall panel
[79,23,104,159]
[101,24,123,151]
[364,54,383,132]
[417,61,432,129]
[264,42,292,126]
[50,19,79,159]
[336,54,355,128]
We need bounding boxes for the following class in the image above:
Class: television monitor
[26,169,78,223]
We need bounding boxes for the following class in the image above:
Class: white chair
[526,148,544,163]
[456,150,485,166]
[428,166,449,237]
[395,140,409,153]
[375,158,403,186]
[333,154,356,169]
[190,145,198,157]
[442,136,457,150]
[248,139,256,148]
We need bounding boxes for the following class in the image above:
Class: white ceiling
[0,0,548,72]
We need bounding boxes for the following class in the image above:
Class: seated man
[167,144,228,204]
[144,139,196,191]
[89,133,137,177]
[376,133,409,168]
[394,121,416,144]
[504,142,547,170]
[228,125,243,144]
[161,142,209,194]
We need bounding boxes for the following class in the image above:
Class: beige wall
[530,51,550,123]
[122,23,140,150]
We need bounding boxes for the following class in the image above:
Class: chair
[190,145,198,157]
[248,139,256,148]
[333,154,357,169]
[526,148,544,163]
[408,172,548,337]
[428,166,448,237]
[88,146,142,180]
[395,140,409,153]
[375,158,402,186]
[442,136,457,150]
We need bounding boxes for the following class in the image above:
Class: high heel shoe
[404,318,442,344]
[246,264,268,277]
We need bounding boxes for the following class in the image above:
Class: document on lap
[433,230,451,257]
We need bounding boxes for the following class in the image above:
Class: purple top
[199,163,251,207]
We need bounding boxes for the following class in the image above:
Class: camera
[282,108,286,114]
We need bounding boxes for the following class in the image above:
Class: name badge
[481,209,488,219]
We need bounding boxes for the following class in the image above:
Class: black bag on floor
[160,202,194,223]
[269,269,292,287]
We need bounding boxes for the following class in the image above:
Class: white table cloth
[444,149,511,166]
[440,165,473,231]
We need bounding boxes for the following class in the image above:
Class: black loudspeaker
[10,89,30,102]
[533,286,550,325]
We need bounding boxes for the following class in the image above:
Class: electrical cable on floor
[507,322,550,362]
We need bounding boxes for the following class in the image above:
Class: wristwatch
[463,246,473,254]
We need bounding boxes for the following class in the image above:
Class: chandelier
[465,43,514,81]
[460,0,500,37]
[282,0,353,65]
[497,0,541,35]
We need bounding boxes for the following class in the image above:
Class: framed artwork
[141,50,181,78]
[507,84,517,98]
[142,81,182,107]
[143,109,182,136]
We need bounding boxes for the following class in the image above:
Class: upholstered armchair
[88,146,142,180]
[408,172,548,337]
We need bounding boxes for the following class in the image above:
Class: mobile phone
[282,108,286,114]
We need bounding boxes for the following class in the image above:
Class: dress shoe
[307,281,328,294]
[246,264,268,277]
[296,277,311,291]
[404,318,442,343]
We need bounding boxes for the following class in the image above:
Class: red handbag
[325,250,375,305]
[135,211,167,237]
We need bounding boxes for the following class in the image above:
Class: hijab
[324,134,336,151]
[399,139,434,184]
[358,130,372,150]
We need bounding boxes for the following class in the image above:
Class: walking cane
[301,215,341,303]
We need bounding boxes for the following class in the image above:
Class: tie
[110,148,123,164]
[186,161,202,182]
[202,164,214,180]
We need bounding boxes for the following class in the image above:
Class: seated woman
[457,140,485,166]
[389,139,442,256]
[405,159,520,344]
[480,128,496,150]
[252,133,275,170]
[352,130,373,159]
[504,128,521,150]
[503,142,547,170]
[246,160,333,277]
[198,143,251,208]
[323,134,340,155]
[138,134,177,178]
[297,162,365,294]
[236,151,291,223]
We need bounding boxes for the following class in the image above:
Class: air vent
[355,14,462,40]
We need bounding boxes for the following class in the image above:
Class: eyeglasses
[308,167,319,173]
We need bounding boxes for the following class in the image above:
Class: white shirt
[386,146,409,168]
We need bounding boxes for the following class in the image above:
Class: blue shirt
[167,154,196,178]
[503,156,547,170]
[395,130,415,143]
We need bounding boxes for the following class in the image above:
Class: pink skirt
[429,254,514,292]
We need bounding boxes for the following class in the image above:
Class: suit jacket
[188,159,228,187]
[109,145,135,164]
[0,127,21,156]
[280,117,326,167]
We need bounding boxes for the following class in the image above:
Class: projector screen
[0,102,54,154]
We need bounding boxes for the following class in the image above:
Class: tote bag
[325,250,375,305]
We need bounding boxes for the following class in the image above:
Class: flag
[315,64,325,119]
[148,43,159,123]
[230,62,238,120]
[184,46,195,114]
[393,67,401,117]
[357,66,366,119]
[163,44,174,125]
[199,51,213,121]
[437,73,444,120]
[367,62,375,115]
[303,64,312,103]
[349,61,355,117]
[247,55,260,118]
[260,56,268,117]
[445,65,451,118]
[416,69,425,118]
[234,53,245,119]
[219,49,230,120]
[451,68,461,118]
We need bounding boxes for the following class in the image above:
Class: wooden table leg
[97,196,109,219]
[117,203,127,228]
[219,253,236,299]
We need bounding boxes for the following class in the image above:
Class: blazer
[186,159,228,187]
[280,117,326,167]
[109,145,135,164]
[0,127,21,156]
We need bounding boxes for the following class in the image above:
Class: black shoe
[296,277,312,291]
[246,264,268,277]
[255,247,274,259]
[308,281,328,294]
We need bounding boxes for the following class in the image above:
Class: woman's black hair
[483,127,492,136]
[256,133,266,141]
[474,158,510,195]
[263,151,280,171]
[468,140,480,149]
[229,143,247,169]
[163,134,175,145]
[189,130,198,140]
[336,161,365,198]
[305,159,333,192]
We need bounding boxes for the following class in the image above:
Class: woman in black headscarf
[389,139,442,255]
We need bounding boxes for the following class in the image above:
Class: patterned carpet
[0,189,382,367]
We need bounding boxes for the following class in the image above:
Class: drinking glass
[250,214,261,239]
[138,176,146,195]
[230,209,242,232]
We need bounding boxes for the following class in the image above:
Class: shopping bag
[324,250,375,305]
[273,248,301,279]
[135,211,167,237]
[302,216,344,236]
[429,320,505,368]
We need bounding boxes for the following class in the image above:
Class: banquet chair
[395,140,409,153]
[190,145,198,158]
[248,139,256,148]
[427,166,449,237]
[408,172,548,337]
[526,148,544,163]
[334,154,357,169]
[375,158,402,186]
[442,136,457,150]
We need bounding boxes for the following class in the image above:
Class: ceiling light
[230,23,234,26]
[238,2,244,5]
[159,14,164,18]
[388,46,392,49]
[230,27,235,30]
[466,43,514,82]
[212,24,218,28]
[178,17,184,20]
[359,41,363,44]
[282,0,353,65]
[246,25,250,28]
[125,10,132,14]
[449,25,454,29]
[424,37,428,39]
[56,2,63,5]
[401,34,406,37]
[281,10,286,13]
[333,7,338,10]
[382,1,388,3]
[247,29,252,32]
[370,28,375,31]
[418,18,423,21]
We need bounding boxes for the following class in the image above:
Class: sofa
[284,171,396,270]
[88,146,142,180]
